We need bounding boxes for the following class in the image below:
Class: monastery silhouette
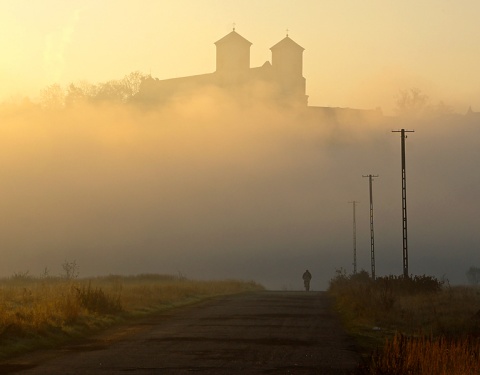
[135,29,383,122]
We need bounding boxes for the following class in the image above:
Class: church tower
[214,29,252,74]
[270,35,307,105]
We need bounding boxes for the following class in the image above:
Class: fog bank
[0,91,478,289]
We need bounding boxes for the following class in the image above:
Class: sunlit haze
[2,0,480,112]
[0,1,479,290]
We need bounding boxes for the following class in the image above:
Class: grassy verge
[328,269,480,374]
[0,274,264,359]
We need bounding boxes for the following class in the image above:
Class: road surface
[1,291,360,374]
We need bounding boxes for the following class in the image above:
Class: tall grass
[359,334,480,375]
[328,269,480,374]
[0,274,263,358]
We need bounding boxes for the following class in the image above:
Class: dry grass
[328,270,480,374]
[0,274,263,359]
[359,334,480,375]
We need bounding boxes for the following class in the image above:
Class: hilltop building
[135,29,383,123]
[136,29,308,107]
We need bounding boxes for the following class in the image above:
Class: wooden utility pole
[348,201,359,274]
[392,129,414,278]
[362,174,378,279]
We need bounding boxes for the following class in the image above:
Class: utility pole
[348,201,359,274]
[362,174,378,279]
[392,129,414,278]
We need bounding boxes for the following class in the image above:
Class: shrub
[466,266,480,285]
[61,260,79,280]
[10,271,33,282]
[75,283,122,314]
[328,270,447,330]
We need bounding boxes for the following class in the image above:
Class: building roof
[270,36,304,51]
[214,30,252,46]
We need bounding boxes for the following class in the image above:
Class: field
[328,269,480,374]
[0,272,263,359]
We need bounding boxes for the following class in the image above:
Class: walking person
[302,270,312,291]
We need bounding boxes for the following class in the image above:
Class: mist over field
[0,89,479,290]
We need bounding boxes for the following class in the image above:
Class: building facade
[136,30,308,106]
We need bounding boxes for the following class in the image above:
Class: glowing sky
[1,0,479,113]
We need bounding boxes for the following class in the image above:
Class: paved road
[1,291,360,374]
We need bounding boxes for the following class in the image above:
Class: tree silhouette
[395,88,429,117]
[40,84,65,109]
[92,71,147,103]
[466,266,480,285]
[40,71,149,108]
[395,88,452,118]
[65,81,96,106]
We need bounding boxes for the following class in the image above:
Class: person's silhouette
[302,270,312,291]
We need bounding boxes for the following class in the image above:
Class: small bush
[61,260,79,280]
[329,271,444,318]
[56,285,82,324]
[75,283,122,314]
[10,271,33,282]
[329,270,443,297]
[374,274,443,295]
